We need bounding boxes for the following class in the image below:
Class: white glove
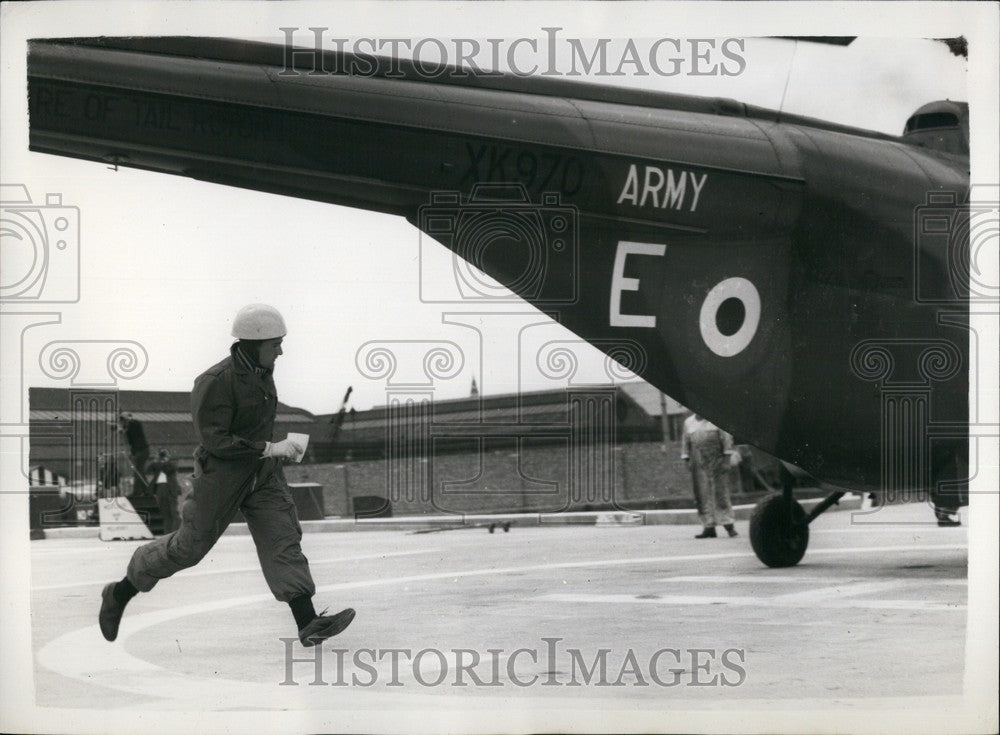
[262,437,303,461]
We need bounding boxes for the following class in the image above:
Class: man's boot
[99,578,137,642]
[299,608,356,647]
[935,508,961,527]
[694,527,717,539]
[724,524,739,537]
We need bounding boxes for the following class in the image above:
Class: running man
[99,304,355,646]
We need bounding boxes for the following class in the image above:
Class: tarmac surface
[29,501,969,727]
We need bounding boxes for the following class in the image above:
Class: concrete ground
[28,501,970,730]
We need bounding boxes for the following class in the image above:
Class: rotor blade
[774,36,856,46]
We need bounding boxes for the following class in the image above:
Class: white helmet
[231,303,287,340]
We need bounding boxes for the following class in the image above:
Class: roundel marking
[698,277,761,357]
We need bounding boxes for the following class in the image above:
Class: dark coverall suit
[122,419,150,495]
[126,344,316,602]
[148,455,182,534]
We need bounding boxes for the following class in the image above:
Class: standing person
[97,452,119,497]
[99,304,355,647]
[148,448,181,534]
[930,448,967,527]
[681,413,739,538]
[118,412,150,496]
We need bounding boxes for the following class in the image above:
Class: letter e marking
[610,241,667,328]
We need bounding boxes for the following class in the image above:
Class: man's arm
[191,372,266,460]
[720,430,735,455]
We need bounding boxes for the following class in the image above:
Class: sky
[0,4,982,417]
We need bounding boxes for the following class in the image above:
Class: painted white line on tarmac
[34,542,968,594]
[785,544,966,555]
[538,593,966,612]
[656,575,966,586]
[810,527,967,534]
[770,580,912,603]
[31,545,142,555]
[31,548,446,591]
[35,541,967,709]
[35,552,754,709]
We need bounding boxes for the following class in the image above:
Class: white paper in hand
[286,433,310,463]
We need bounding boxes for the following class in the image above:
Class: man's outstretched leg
[98,461,253,641]
[242,461,355,646]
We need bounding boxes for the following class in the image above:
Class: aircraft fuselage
[27,37,970,495]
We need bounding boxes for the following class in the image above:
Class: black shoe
[694,527,717,539]
[935,511,961,527]
[99,582,128,642]
[724,524,739,538]
[299,608,356,647]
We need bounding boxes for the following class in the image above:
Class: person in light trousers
[682,413,740,538]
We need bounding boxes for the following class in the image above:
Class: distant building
[289,382,732,518]
[28,387,316,486]
[28,382,783,520]
[616,381,690,441]
[308,384,664,463]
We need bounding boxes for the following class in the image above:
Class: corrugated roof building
[28,381,787,519]
[310,384,664,462]
[285,383,719,517]
[28,387,316,485]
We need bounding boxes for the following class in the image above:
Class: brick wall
[284,436,709,518]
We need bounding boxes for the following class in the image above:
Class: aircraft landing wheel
[750,492,809,568]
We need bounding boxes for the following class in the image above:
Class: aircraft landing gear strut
[749,466,846,568]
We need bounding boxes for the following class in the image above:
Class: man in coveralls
[681,413,739,539]
[99,304,355,646]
